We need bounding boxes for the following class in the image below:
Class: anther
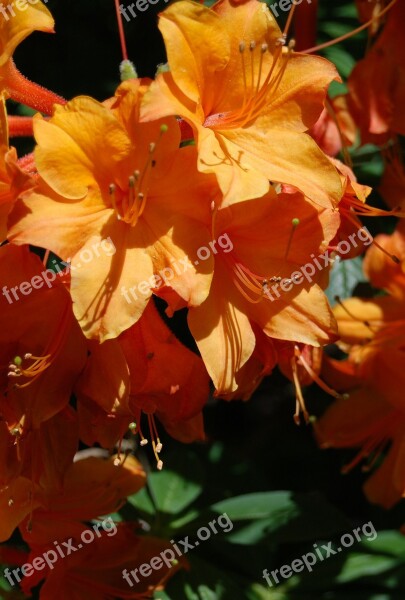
[24,353,32,360]
[261,43,268,53]
[149,143,156,153]
[249,41,256,51]
[239,41,246,53]
[157,460,163,470]
[140,438,148,446]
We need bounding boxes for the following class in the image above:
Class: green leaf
[147,451,204,515]
[210,491,298,522]
[127,486,156,518]
[325,256,366,304]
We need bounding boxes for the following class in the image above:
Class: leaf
[209,492,297,522]
[147,451,204,515]
[325,256,366,304]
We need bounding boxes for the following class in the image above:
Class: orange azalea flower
[218,324,278,401]
[348,0,405,143]
[75,337,131,449]
[76,300,209,457]
[22,523,183,600]
[17,454,145,546]
[0,244,87,434]
[327,159,378,259]
[8,80,218,340]
[315,228,405,506]
[0,407,79,540]
[140,0,343,206]
[315,385,405,508]
[180,189,340,396]
[120,301,209,455]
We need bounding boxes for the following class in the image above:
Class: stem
[7,116,34,137]
[4,60,66,115]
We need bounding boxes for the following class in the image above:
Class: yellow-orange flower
[9,80,218,340]
[141,0,342,206]
[164,188,340,396]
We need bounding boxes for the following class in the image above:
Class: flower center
[204,39,294,131]
[108,124,168,226]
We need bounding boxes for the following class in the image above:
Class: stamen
[291,356,310,425]
[294,345,349,400]
[302,0,398,54]
[7,305,73,390]
[285,218,300,260]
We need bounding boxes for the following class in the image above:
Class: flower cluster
[1,0,404,597]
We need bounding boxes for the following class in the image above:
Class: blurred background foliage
[2,1,405,598]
